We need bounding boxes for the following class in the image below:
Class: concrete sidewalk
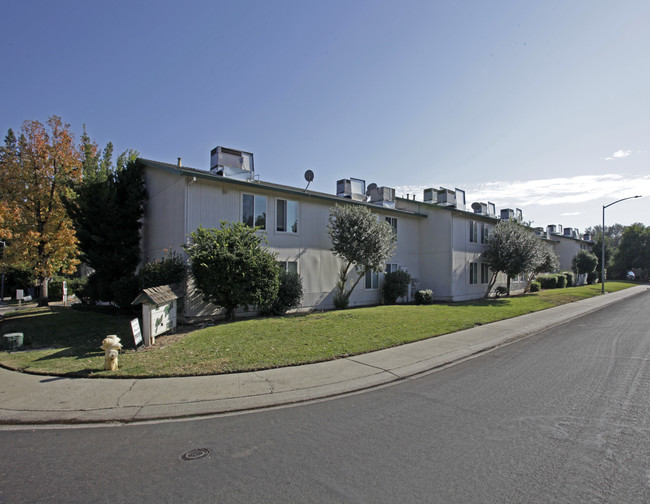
[1,286,647,426]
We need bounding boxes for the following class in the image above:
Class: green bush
[556,274,566,288]
[529,281,541,292]
[562,271,574,287]
[587,271,599,284]
[137,249,186,289]
[333,293,349,310]
[111,275,141,312]
[382,270,411,304]
[261,270,304,316]
[48,277,88,301]
[537,274,558,289]
[414,289,434,305]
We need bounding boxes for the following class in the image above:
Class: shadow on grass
[34,346,103,362]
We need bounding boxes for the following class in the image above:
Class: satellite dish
[471,202,482,213]
[304,170,314,191]
[366,183,378,196]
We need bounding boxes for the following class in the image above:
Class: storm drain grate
[181,448,210,461]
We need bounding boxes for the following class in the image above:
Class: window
[277,199,298,233]
[365,270,379,289]
[480,223,489,244]
[385,216,398,235]
[385,263,399,273]
[242,194,266,229]
[470,221,478,243]
[278,261,298,275]
[471,221,489,244]
[481,263,489,284]
[469,262,479,284]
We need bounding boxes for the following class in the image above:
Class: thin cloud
[604,150,632,160]
[396,174,650,208]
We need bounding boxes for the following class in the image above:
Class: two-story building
[138,148,589,319]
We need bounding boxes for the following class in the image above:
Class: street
[1,291,649,503]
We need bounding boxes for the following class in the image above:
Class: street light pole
[601,195,642,294]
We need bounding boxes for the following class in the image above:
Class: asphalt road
[1,291,649,503]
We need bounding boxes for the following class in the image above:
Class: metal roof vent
[423,187,466,210]
[367,184,396,208]
[337,178,366,201]
[210,146,254,180]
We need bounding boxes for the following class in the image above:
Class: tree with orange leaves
[0,116,82,302]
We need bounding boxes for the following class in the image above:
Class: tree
[327,204,397,309]
[571,249,598,277]
[66,141,143,303]
[482,219,557,297]
[0,117,82,301]
[585,223,624,281]
[183,222,280,320]
[614,223,649,280]
[524,241,559,292]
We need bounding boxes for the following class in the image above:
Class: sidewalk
[1,286,647,426]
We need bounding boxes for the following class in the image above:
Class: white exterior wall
[141,169,186,262]
[550,234,591,272]
[142,162,424,318]
[142,160,575,319]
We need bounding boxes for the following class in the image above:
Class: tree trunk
[38,277,49,306]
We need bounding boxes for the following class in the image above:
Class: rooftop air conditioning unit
[501,208,515,220]
[336,178,366,201]
[210,146,254,180]
[471,202,488,215]
[367,184,396,208]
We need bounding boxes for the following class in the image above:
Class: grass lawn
[0,282,636,378]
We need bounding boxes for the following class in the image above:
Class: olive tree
[184,222,279,320]
[482,219,558,297]
[571,249,598,277]
[328,204,397,309]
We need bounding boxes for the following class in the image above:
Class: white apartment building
[138,149,590,318]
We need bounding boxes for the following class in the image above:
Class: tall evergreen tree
[67,148,144,303]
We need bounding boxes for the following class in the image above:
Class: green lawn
[0,282,635,378]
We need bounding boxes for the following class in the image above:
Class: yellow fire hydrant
[100,335,123,371]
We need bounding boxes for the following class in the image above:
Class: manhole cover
[181,448,210,461]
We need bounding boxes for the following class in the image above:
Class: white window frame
[365,270,379,290]
[469,262,479,284]
[385,216,398,236]
[242,193,267,230]
[276,198,299,234]
[278,260,298,275]
[470,221,478,243]
[481,263,489,284]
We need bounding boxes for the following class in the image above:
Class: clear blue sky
[3,0,649,231]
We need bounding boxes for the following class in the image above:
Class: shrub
[587,271,599,284]
[333,293,349,310]
[382,270,411,304]
[414,289,434,305]
[48,277,88,301]
[537,274,558,289]
[556,274,566,288]
[562,271,574,287]
[529,281,541,292]
[137,249,186,289]
[111,275,141,312]
[494,286,508,297]
[261,270,303,316]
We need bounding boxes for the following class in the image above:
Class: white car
[626,271,635,280]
